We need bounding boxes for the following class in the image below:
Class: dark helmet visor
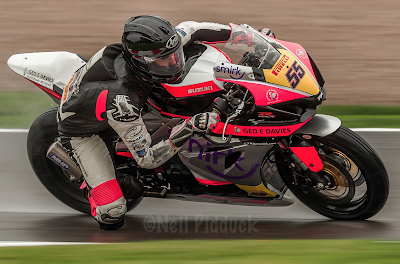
[144,46,185,77]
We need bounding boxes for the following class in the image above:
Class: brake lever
[222,100,245,141]
[202,133,232,146]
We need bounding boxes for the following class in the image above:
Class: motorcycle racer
[57,15,274,230]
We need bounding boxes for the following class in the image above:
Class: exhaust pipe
[46,141,82,179]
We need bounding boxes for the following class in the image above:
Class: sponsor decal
[285,61,305,89]
[258,112,275,118]
[188,139,260,180]
[243,142,273,146]
[62,70,82,103]
[175,28,187,36]
[166,34,179,49]
[215,65,245,79]
[23,68,54,88]
[48,153,71,170]
[233,127,291,135]
[131,138,148,151]
[136,149,146,158]
[211,118,310,138]
[248,119,264,125]
[271,55,289,76]
[62,76,73,103]
[296,48,308,58]
[188,85,213,94]
[23,68,54,83]
[266,89,281,104]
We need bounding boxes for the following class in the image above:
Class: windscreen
[214,24,281,82]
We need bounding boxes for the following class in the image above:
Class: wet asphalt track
[0,131,400,242]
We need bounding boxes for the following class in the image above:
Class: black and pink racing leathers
[57,21,239,228]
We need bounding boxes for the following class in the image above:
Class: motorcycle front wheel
[277,126,389,220]
[27,107,142,214]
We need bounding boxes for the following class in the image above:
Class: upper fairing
[161,44,229,97]
[214,24,321,96]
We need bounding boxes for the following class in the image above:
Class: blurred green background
[1,240,400,264]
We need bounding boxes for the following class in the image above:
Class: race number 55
[285,61,305,89]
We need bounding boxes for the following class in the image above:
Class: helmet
[122,15,185,84]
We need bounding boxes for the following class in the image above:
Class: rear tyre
[277,126,389,220]
[27,107,142,214]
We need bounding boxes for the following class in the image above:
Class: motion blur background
[1,2,400,261]
[1,0,399,105]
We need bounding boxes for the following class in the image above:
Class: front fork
[278,135,330,190]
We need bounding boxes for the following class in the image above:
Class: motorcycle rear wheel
[27,107,142,214]
[277,126,389,220]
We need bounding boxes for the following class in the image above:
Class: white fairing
[166,44,230,89]
[7,52,86,90]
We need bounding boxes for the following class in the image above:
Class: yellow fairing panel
[263,49,320,95]
[236,183,277,198]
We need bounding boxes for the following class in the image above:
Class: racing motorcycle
[7,24,389,220]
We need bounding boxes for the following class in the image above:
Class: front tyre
[278,126,389,220]
[27,107,142,214]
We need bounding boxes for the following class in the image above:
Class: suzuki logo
[188,85,213,94]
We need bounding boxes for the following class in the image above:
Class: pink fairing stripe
[195,178,231,185]
[208,45,232,62]
[161,111,190,119]
[28,80,61,100]
[147,100,161,110]
[216,79,307,106]
[161,80,220,98]
[147,99,190,119]
[90,179,123,206]
[211,117,312,137]
[290,146,323,172]
[95,90,108,121]
[202,41,228,44]
[116,152,133,158]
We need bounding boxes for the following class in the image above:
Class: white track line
[351,128,400,132]
[0,129,29,133]
[0,241,103,247]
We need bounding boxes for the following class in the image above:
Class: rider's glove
[259,28,276,38]
[231,31,253,47]
[190,112,220,134]
[169,112,219,148]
